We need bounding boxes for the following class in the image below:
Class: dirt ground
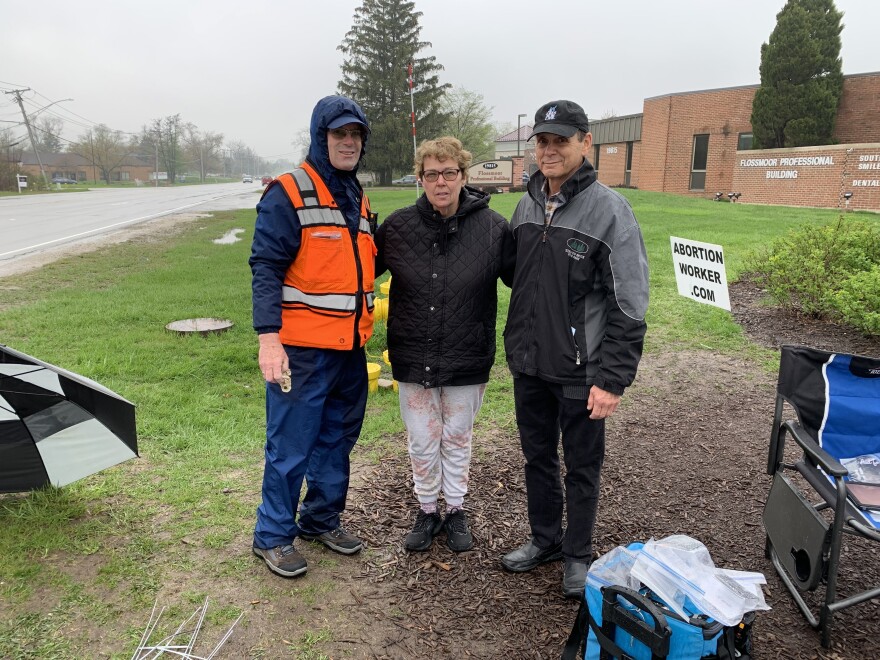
[5,217,880,659]
[220,284,880,659]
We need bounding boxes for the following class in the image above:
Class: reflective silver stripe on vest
[292,168,315,197]
[290,168,371,233]
[299,207,346,227]
[282,286,357,312]
[282,287,375,313]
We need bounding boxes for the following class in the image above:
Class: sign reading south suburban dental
[857,155,880,171]
[670,236,730,311]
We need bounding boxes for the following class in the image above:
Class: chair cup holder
[764,472,829,591]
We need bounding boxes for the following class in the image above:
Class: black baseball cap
[528,100,589,139]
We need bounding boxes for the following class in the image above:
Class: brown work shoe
[299,526,363,555]
[252,544,307,577]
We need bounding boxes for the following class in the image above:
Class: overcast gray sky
[2,0,877,160]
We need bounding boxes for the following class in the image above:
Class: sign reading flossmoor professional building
[467,160,513,186]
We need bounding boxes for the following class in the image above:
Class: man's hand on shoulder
[587,385,621,420]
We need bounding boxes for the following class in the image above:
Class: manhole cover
[165,318,234,336]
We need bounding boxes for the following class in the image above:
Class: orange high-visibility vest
[272,162,376,350]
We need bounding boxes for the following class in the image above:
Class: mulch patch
[342,281,880,659]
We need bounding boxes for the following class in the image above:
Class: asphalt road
[0,182,262,265]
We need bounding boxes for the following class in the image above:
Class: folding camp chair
[764,344,880,647]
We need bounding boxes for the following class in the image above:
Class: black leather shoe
[500,538,563,572]
[562,559,590,599]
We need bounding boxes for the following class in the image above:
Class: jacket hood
[307,95,369,181]
[527,157,597,202]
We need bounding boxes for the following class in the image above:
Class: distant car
[261,175,272,186]
[52,177,77,185]
[242,175,253,183]
[392,174,418,185]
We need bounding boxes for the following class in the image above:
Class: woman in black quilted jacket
[374,136,515,554]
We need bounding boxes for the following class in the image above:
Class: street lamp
[516,113,527,157]
[30,98,74,120]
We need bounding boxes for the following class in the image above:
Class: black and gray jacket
[503,160,649,397]
[375,186,515,388]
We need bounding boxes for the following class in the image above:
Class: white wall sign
[670,236,730,310]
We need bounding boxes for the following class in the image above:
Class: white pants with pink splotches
[397,382,487,509]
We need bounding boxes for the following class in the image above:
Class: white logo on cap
[545,106,557,121]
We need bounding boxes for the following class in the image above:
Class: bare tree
[33,116,65,153]
[226,139,249,178]
[69,124,137,184]
[183,126,225,182]
[441,87,495,162]
[292,128,310,164]
[143,115,185,183]
[1,128,29,191]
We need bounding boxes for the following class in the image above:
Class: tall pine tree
[338,0,450,185]
[750,0,844,148]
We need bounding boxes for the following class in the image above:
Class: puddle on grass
[213,228,245,244]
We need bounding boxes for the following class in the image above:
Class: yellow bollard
[366,362,381,394]
[379,278,391,297]
[374,297,388,321]
[381,350,398,392]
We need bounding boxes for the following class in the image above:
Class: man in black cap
[500,100,649,598]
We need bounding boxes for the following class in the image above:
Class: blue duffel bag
[561,569,754,660]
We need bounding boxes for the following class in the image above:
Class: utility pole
[4,88,50,188]
[154,128,160,188]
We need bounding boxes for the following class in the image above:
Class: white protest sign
[670,236,730,310]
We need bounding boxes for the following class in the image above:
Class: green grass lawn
[0,188,876,657]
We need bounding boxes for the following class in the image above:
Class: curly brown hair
[414,136,472,177]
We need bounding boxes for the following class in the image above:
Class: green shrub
[746,218,880,318]
[834,265,880,336]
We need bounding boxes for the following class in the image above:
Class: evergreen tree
[750,0,844,148]
[338,0,450,184]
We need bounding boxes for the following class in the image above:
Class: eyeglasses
[421,168,461,183]
[329,127,365,140]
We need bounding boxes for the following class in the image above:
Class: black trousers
[513,373,605,561]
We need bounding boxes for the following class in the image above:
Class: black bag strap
[560,587,672,660]
[600,586,671,660]
[561,597,589,660]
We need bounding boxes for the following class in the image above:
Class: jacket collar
[527,158,597,205]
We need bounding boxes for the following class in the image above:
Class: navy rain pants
[253,345,367,549]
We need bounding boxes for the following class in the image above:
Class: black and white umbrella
[0,344,137,493]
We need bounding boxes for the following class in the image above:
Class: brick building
[19,151,155,184]
[517,71,880,211]
[638,71,880,211]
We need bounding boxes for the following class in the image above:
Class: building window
[625,141,633,187]
[593,144,601,173]
[737,132,753,151]
[689,134,709,191]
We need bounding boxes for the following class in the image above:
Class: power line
[3,88,49,186]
